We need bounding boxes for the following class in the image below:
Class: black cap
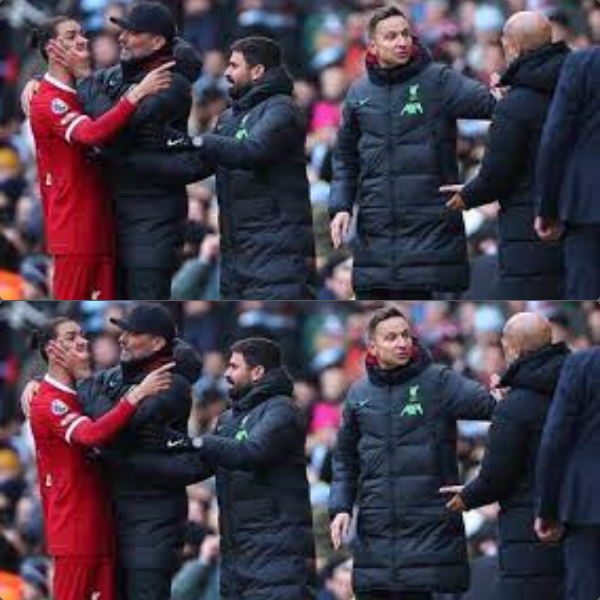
[110,303,177,342]
[110,1,177,41]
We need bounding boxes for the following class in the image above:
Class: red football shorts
[53,255,116,300]
[53,556,115,600]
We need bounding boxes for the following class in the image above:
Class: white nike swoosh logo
[167,439,184,448]
[167,138,184,147]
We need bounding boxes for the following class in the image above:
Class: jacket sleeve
[198,400,301,470]
[439,366,496,421]
[462,98,533,208]
[536,52,585,219]
[461,401,530,508]
[197,101,301,169]
[329,391,360,517]
[440,66,496,120]
[122,450,214,488]
[329,94,360,217]
[123,150,215,187]
[536,354,583,520]
[129,74,192,127]
[130,375,192,430]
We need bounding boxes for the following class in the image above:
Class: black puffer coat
[329,45,495,293]
[121,66,317,299]
[200,367,316,599]
[126,367,317,599]
[330,347,496,593]
[78,341,201,570]
[77,41,202,273]
[461,343,569,600]
[462,42,570,300]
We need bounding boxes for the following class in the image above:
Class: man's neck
[47,64,75,89]
[47,365,76,391]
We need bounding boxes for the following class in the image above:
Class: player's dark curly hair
[30,16,73,62]
[30,317,76,363]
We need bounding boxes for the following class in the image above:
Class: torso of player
[30,377,116,557]
[29,75,115,256]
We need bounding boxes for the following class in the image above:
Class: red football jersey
[29,74,133,256]
[30,375,136,557]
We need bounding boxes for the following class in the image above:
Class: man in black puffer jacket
[123,336,317,600]
[124,36,317,300]
[77,2,203,299]
[444,12,567,300]
[77,303,202,600]
[329,306,497,600]
[442,312,568,600]
[328,5,495,300]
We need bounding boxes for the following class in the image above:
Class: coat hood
[366,39,433,87]
[366,340,433,387]
[233,366,294,415]
[500,41,570,95]
[233,66,294,114]
[500,342,570,396]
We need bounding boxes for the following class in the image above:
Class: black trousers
[564,526,600,600]
[118,266,173,300]
[564,226,600,299]
[118,568,173,600]
[356,593,433,600]
[356,289,434,300]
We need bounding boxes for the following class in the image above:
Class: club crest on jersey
[51,399,69,416]
[51,98,69,115]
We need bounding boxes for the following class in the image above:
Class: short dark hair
[230,36,282,71]
[30,317,76,363]
[30,16,74,62]
[368,5,409,37]
[230,337,282,371]
[368,306,408,338]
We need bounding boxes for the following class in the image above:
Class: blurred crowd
[0,0,598,299]
[0,299,599,599]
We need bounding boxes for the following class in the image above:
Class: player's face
[118,330,165,363]
[225,352,257,395]
[118,29,166,61]
[369,316,414,369]
[53,19,89,64]
[369,16,414,68]
[225,51,257,97]
[54,320,87,353]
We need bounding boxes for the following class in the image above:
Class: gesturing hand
[330,512,352,550]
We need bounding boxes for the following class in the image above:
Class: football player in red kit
[28,16,173,300]
[28,317,175,600]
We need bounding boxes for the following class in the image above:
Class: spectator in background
[329,5,495,300]
[443,11,568,300]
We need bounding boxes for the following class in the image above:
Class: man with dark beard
[124,36,317,300]
[124,337,317,600]
[76,1,203,299]
[329,306,498,600]
[442,312,568,600]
